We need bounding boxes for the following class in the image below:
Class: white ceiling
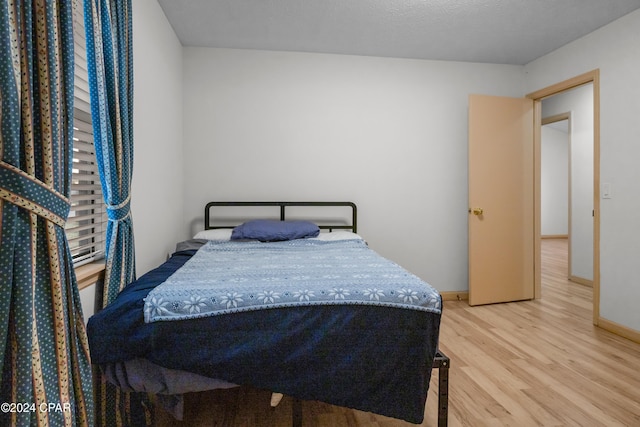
[156,0,640,65]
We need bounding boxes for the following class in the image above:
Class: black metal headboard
[204,201,357,233]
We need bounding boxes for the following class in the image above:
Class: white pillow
[310,231,363,241]
[193,228,233,241]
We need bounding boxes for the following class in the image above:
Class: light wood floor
[156,239,640,426]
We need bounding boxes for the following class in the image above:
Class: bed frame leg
[292,398,302,427]
[432,349,450,427]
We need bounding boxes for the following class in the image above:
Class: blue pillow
[231,219,320,242]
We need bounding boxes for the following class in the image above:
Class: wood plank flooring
[156,239,640,426]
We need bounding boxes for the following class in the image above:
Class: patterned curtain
[84,1,152,425]
[84,0,134,302]
[0,1,93,426]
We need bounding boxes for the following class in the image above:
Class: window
[66,0,106,267]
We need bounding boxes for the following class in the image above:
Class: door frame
[527,69,600,325]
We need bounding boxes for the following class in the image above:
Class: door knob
[470,207,483,216]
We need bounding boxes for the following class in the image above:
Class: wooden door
[468,94,535,306]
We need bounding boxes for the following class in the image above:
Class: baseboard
[541,234,568,239]
[569,276,593,287]
[440,291,469,301]
[597,317,640,345]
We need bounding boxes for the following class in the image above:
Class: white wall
[79,285,96,320]
[542,85,594,281]
[182,48,525,292]
[131,0,184,276]
[525,9,640,330]
[541,124,569,236]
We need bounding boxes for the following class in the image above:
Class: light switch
[602,183,612,199]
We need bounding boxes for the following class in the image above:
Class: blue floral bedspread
[144,239,441,323]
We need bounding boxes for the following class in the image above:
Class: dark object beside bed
[87,202,447,425]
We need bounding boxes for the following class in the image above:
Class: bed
[87,201,449,426]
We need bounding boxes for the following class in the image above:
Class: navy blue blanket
[87,248,442,424]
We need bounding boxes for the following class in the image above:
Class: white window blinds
[66,0,106,266]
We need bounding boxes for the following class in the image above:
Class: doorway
[541,115,569,242]
[528,70,600,324]
[541,116,571,283]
